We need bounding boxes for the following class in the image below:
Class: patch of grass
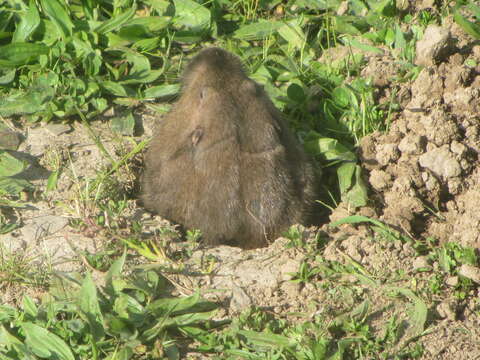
[0,252,220,359]
[0,244,50,295]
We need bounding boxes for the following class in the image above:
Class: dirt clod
[415,24,453,66]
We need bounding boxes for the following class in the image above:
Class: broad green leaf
[338,163,368,207]
[387,287,427,338]
[304,135,356,161]
[101,81,131,97]
[22,322,75,360]
[287,83,305,103]
[70,35,95,59]
[105,249,126,297]
[144,84,180,99]
[173,0,211,32]
[333,16,362,35]
[0,151,27,177]
[0,177,33,196]
[332,86,352,108]
[172,31,203,43]
[94,6,136,34]
[165,343,180,360]
[394,24,407,52]
[144,0,171,15]
[0,69,16,85]
[22,295,38,318]
[46,170,59,192]
[337,161,355,194]
[342,37,383,54]
[127,16,171,32]
[113,293,145,324]
[384,28,395,46]
[0,86,53,116]
[330,214,386,228]
[0,325,23,347]
[79,272,105,342]
[39,0,73,38]
[237,330,295,348]
[234,20,283,40]
[0,219,19,234]
[294,0,332,10]
[454,10,480,40]
[278,20,306,49]
[12,0,40,42]
[369,0,396,17]
[120,52,162,84]
[0,43,48,68]
[133,37,161,52]
[110,112,135,136]
[148,291,207,316]
[160,309,217,327]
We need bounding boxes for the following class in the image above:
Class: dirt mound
[359,23,480,248]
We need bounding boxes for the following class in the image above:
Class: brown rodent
[141,47,316,249]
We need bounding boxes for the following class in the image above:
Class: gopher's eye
[200,87,207,100]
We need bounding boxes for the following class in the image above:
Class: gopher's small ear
[241,79,260,95]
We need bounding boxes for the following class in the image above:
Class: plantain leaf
[39,0,74,38]
[0,150,27,177]
[12,0,41,42]
[79,273,105,342]
[144,84,180,99]
[173,0,211,32]
[234,20,283,40]
[22,322,75,360]
[94,6,136,34]
[0,43,48,68]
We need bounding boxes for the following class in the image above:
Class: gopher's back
[141,47,315,248]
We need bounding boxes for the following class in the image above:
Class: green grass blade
[467,3,480,20]
[454,10,480,39]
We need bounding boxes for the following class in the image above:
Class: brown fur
[141,47,315,248]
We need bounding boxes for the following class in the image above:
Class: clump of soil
[359,23,480,248]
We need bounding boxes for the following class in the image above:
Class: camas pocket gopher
[141,47,316,249]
